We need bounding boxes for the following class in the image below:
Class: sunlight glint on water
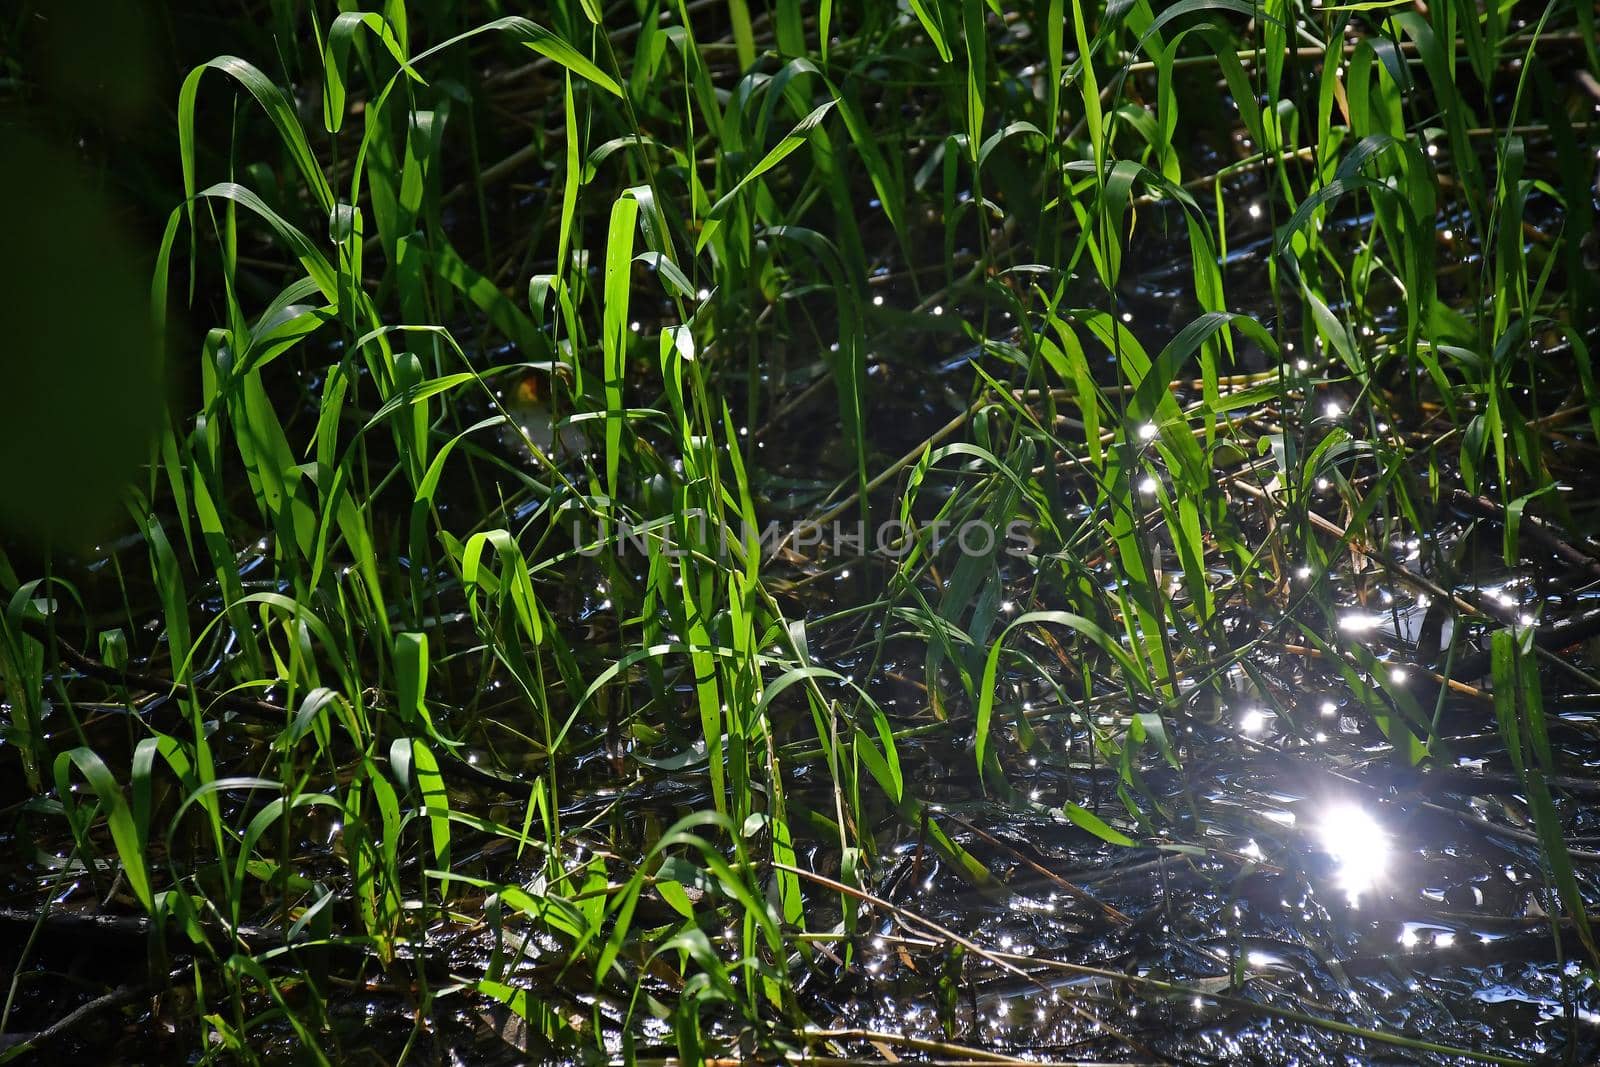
[1336,612,1387,634]
[1318,803,1390,906]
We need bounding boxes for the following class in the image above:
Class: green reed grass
[2,0,1598,1063]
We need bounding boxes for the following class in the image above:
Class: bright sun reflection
[1318,803,1389,905]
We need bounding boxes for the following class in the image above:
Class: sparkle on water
[1337,611,1387,633]
[1318,802,1390,905]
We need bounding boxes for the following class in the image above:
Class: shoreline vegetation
[1,0,1599,1063]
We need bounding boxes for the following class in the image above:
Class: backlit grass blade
[321,11,425,133]
[411,16,623,98]
[602,193,640,507]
